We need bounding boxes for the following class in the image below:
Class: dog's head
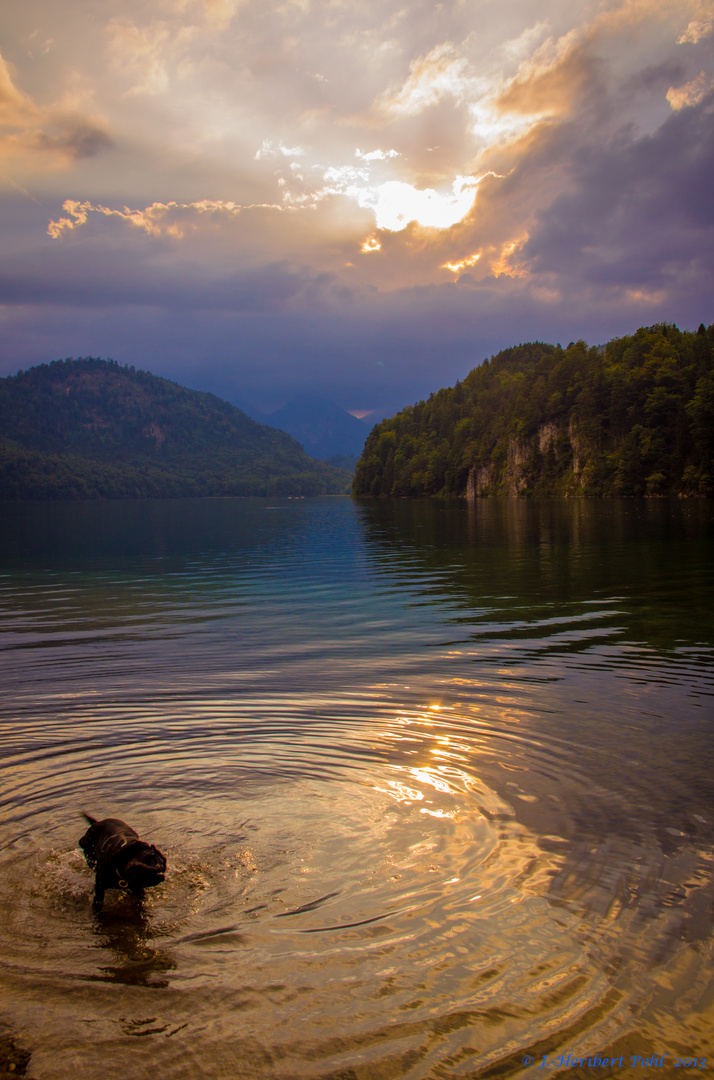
[122,843,167,889]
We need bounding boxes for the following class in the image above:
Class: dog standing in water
[79,814,166,908]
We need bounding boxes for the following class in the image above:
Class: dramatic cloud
[666,70,714,108]
[0,50,113,168]
[0,0,711,414]
[47,197,263,240]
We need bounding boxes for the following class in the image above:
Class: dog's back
[79,814,139,870]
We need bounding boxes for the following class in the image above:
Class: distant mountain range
[239,394,371,471]
[0,358,351,499]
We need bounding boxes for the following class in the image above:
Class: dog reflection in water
[79,813,166,908]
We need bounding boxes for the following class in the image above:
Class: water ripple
[0,498,712,1078]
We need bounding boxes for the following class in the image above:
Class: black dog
[79,813,166,907]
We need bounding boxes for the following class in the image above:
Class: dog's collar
[115,842,137,889]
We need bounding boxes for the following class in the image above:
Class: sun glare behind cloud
[348,176,480,233]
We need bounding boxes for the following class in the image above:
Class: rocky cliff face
[467,422,575,496]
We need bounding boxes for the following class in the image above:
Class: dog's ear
[124,844,166,875]
[151,845,167,872]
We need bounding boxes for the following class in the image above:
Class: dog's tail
[81,811,97,825]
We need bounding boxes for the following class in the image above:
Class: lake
[0,496,712,1079]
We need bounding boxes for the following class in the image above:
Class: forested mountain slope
[354,323,714,498]
[0,358,350,499]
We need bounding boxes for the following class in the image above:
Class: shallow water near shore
[0,496,712,1079]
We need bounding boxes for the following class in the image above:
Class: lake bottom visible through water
[0,496,712,1079]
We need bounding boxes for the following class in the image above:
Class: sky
[0,0,712,418]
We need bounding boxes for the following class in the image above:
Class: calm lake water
[0,497,712,1079]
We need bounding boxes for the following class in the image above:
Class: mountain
[0,358,351,499]
[249,394,370,468]
[354,322,714,498]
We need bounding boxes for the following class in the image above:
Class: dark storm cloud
[35,121,114,160]
[524,92,714,289]
[622,59,687,95]
[0,240,341,313]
